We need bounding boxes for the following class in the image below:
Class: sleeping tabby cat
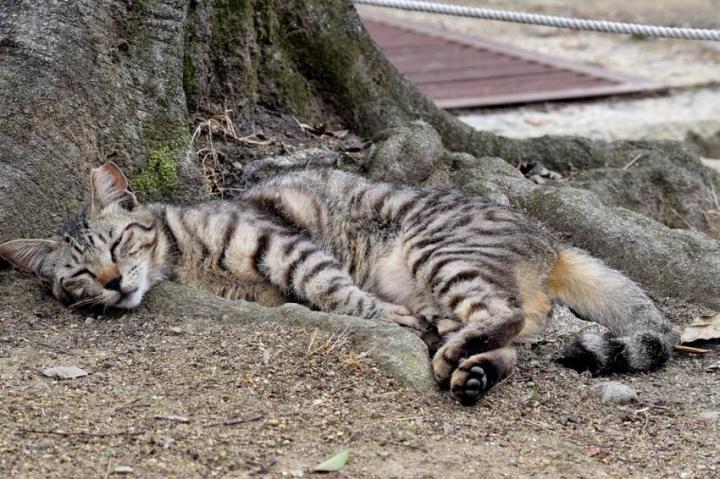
[0,163,678,404]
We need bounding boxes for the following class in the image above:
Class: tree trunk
[1,0,718,310]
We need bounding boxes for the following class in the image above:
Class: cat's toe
[431,342,461,388]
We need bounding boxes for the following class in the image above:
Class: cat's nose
[105,275,123,292]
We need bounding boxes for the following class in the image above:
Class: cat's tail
[547,247,679,375]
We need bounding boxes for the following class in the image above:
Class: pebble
[592,381,638,404]
[697,410,720,422]
[42,366,89,380]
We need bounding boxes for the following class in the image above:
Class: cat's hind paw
[451,364,489,406]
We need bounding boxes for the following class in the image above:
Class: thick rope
[354,0,720,42]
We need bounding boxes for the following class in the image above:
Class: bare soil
[2,268,719,478]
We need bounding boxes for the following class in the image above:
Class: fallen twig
[203,414,264,428]
[674,344,710,354]
[242,148,341,179]
[113,400,151,413]
[249,457,277,476]
[622,153,643,170]
[669,207,696,230]
[19,428,144,437]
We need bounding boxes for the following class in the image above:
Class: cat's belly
[370,239,439,316]
[175,265,288,307]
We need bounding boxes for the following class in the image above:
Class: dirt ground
[2,267,719,478]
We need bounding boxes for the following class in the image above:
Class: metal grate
[362,15,664,109]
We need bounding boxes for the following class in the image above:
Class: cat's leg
[410,255,526,401]
[260,233,430,331]
[430,293,524,388]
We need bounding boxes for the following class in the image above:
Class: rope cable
[353,0,720,42]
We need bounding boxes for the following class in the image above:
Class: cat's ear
[0,239,58,275]
[90,162,138,213]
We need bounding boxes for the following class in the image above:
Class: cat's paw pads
[451,365,488,406]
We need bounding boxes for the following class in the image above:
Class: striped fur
[0,163,679,405]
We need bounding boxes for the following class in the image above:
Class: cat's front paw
[377,303,431,332]
[431,338,466,388]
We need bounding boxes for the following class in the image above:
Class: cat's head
[0,163,166,309]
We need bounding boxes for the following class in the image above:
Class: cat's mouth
[113,287,142,309]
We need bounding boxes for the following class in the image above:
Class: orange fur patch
[97,265,121,287]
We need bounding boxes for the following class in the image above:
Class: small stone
[697,410,720,422]
[84,317,94,325]
[592,381,638,404]
[42,366,89,380]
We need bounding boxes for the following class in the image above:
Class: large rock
[143,282,435,392]
[449,157,720,310]
[565,143,720,237]
[368,121,445,184]
[523,186,720,310]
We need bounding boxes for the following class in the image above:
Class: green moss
[132,135,188,202]
[209,0,260,102]
[183,49,198,99]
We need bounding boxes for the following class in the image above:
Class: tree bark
[1,0,718,309]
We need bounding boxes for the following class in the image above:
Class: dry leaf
[681,314,720,343]
[313,449,349,472]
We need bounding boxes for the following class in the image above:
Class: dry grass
[305,328,374,374]
[305,328,351,358]
[703,183,720,236]
[190,102,273,196]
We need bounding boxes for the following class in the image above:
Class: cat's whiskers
[69,296,103,309]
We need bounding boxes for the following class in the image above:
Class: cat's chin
[113,287,145,309]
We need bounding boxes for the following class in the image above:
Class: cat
[0,162,678,405]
